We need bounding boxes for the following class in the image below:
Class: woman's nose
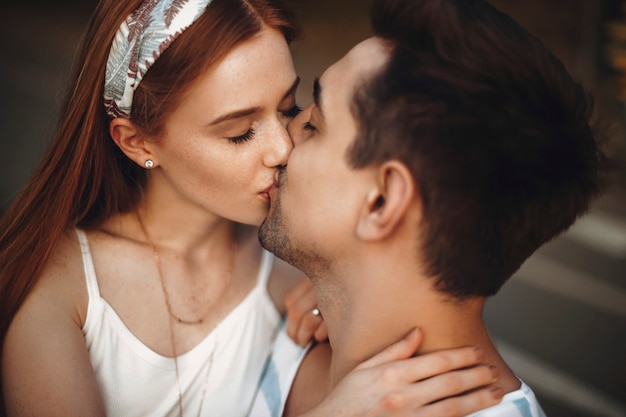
[264,121,293,167]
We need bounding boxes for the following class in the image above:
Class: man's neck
[312,257,517,392]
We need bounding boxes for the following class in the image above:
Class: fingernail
[490,387,505,399]
[474,347,483,361]
[489,365,499,382]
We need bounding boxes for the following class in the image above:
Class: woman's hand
[284,277,328,346]
[302,328,504,417]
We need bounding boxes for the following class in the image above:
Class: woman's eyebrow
[208,107,262,126]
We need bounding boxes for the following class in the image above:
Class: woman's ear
[109,117,157,168]
[356,161,416,241]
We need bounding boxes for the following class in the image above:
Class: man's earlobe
[356,161,415,241]
[109,118,156,168]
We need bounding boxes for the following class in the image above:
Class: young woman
[0,0,503,416]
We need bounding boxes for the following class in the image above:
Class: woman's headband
[104,0,213,119]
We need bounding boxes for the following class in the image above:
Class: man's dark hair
[348,0,609,298]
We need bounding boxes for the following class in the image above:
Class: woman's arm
[2,235,105,417]
[294,329,503,417]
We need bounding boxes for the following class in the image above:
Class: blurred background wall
[1,1,625,416]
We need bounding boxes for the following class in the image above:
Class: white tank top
[76,229,282,417]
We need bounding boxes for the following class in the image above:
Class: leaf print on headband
[103,0,214,119]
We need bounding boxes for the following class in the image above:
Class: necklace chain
[136,212,235,417]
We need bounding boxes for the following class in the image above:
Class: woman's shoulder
[41,228,85,279]
[2,228,105,417]
[29,228,89,324]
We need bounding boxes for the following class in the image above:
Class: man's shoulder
[284,341,332,417]
[467,381,547,417]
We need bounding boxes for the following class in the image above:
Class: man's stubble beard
[258,191,294,264]
[258,182,329,279]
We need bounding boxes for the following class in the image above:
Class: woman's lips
[260,182,279,200]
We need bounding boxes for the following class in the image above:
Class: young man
[253,0,608,415]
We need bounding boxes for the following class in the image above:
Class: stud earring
[144,159,154,169]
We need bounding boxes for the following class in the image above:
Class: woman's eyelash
[282,105,302,119]
[227,105,300,143]
[228,128,255,144]
[303,122,316,131]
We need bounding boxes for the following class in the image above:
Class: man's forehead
[318,37,389,106]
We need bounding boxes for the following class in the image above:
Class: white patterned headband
[104,0,213,118]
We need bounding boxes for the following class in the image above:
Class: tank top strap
[256,249,275,289]
[74,228,102,300]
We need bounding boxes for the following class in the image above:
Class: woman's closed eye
[228,128,255,144]
[227,104,300,144]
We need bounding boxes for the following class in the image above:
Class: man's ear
[356,161,416,241]
[109,117,157,168]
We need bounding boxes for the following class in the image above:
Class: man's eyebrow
[313,77,324,119]
[208,76,301,126]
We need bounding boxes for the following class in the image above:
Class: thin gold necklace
[136,212,235,417]
[137,213,236,325]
